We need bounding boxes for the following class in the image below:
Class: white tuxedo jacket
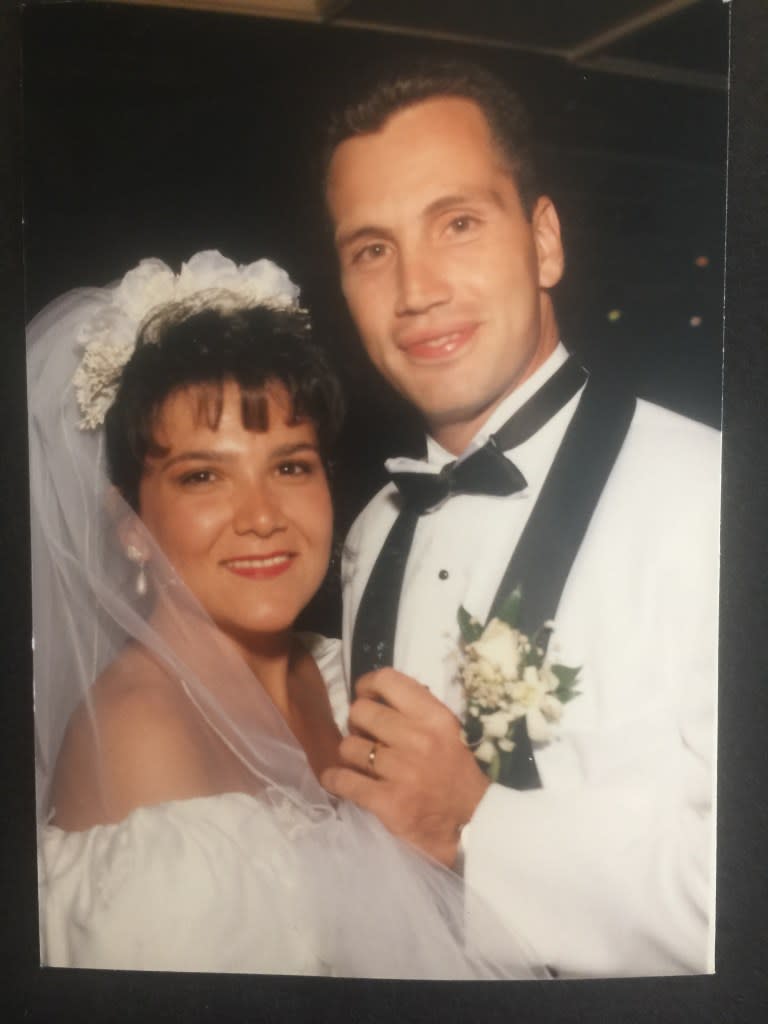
[341,347,719,978]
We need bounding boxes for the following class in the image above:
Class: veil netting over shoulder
[28,252,545,979]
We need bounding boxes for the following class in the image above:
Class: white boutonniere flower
[458,588,581,783]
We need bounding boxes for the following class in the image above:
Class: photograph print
[22,0,727,982]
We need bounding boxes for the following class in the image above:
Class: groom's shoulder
[622,399,721,476]
[341,481,402,576]
[346,480,400,542]
[631,397,720,442]
[608,398,721,520]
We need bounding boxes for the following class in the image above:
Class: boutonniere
[458,588,581,782]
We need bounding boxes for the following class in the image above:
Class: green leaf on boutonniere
[523,643,544,669]
[457,605,483,644]
[495,587,522,629]
[463,714,483,748]
[551,663,582,703]
[488,748,501,783]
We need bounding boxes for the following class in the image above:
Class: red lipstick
[221,552,295,579]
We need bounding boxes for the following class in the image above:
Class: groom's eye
[451,216,471,231]
[353,242,388,265]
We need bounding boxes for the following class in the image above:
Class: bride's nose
[232,479,286,537]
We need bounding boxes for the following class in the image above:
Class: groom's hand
[321,668,490,868]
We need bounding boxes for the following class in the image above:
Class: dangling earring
[126,544,148,597]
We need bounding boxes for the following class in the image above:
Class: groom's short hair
[321,56,540,218]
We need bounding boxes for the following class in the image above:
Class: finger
[320,767,400,831]
[356,668,455,723]
[338,734,390,779]
[320,765,382,808]
[348,696,425,752]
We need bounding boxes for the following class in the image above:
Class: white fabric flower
[176,252,300,310]
[177,250,239,295]
[73,251,302,429]
[239,258,300,308]
[115,259,176,323]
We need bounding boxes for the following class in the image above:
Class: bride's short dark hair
[105,295,344,510]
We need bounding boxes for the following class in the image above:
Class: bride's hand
[320,668,490,868]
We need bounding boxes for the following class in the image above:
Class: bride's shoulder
[80,645,197,744]
[294,633,347,730]
[51,647,214,831]
[294,633,343,692]
[295,632,340,665]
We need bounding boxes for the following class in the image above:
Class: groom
[319,58,718,978]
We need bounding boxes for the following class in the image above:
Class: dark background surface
[2,0,768,1021]
[22,1,727,431]
[20,1,729,629]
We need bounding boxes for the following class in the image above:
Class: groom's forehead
[327,98,505,180]
[325,102,522,243]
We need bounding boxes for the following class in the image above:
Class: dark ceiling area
[75,0,730,88]
[22,0,728,489]
[332,0,728,88]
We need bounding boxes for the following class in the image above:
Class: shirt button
[438,569,449,580]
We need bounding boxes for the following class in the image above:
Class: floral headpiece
[73,250,302,429]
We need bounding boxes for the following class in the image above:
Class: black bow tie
[387,357,588,513]
[389,442,527,513]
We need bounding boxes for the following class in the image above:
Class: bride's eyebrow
[159,442,320,470]
[161,450,236,469]
[270,442,320,457]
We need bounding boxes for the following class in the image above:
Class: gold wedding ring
[367,742,378,775]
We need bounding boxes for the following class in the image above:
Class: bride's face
[137,379,333,641]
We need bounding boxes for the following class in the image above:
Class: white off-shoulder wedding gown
[39,635,349,975]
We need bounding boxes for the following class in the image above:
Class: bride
[30,251,542,978]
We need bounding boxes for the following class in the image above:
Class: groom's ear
[532,196,565,290]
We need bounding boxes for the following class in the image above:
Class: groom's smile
[395,320,479,362]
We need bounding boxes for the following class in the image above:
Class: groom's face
[327,96,564,453]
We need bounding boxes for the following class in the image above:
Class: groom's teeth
[423,332,461,348]
[227,555,291,568]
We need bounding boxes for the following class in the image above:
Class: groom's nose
[394,243,452,318]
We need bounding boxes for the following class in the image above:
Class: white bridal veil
[28,253,544,979]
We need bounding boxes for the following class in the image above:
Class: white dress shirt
[341,345,719,977]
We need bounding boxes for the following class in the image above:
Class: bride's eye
[179,469,217,486]
[275,459,314,478]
